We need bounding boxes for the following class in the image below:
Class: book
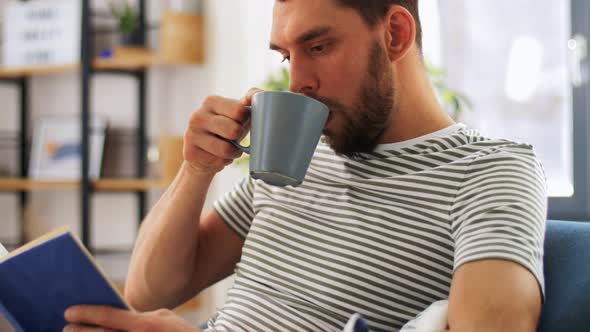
[0,227,130,332]
[342,313,369,332]
[0,242,7,257]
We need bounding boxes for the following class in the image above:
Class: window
[423,0,590,220]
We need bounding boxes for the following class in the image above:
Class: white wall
[0,0,280,322]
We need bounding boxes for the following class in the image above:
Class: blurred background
[0,0,587,328]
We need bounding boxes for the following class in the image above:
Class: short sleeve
[450,145,547,295]
[213,176,256,239]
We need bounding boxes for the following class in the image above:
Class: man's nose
[288,59,318,95]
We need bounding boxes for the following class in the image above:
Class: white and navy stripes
[209,125,547,332]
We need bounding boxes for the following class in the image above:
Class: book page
[0,242,7,258]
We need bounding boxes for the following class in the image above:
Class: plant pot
[120,30,143,47]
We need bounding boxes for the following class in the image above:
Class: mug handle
[229,106,252,155]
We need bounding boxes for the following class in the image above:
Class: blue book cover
[0,227,130,332]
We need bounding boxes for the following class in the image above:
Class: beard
[311,40,395,158]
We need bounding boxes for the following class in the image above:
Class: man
[64,0,546,331]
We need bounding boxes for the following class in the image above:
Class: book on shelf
[0,227,130,331]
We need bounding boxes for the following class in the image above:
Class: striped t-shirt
[209,124,547,332]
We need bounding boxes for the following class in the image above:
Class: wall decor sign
[2,0,81,67]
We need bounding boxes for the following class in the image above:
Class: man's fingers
[197,133,243,160]
[63,324,118,332]
[202,95,250,122]
[239,118,252,141]
[241,87,264,105]
[65,305,135,331]
[200,88,263,124]
[205,114,245,141]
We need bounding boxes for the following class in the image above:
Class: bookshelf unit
[0,0,201,251]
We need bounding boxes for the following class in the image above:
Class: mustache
[306,94,346,112]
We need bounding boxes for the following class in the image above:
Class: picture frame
[2,0,81,67]
[29,116,107,180]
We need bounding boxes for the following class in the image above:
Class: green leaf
[110,0,137,33]
[110,2,120,18]
[261,67,290,92]
[442,90,454,104]
[426,62,447,78]
[455,92,474,110]
[452,96,461,113]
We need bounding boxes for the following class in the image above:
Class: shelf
[0,178,78,191]
[0,61,131,79]
[0,48,195,79]
[0,64,79,79]
[0,178,165,192]
[93,47,160,72]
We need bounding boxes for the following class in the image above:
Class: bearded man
[64,1,546,331]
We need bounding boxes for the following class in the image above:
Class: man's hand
[183,88,262,175]
[63,305,202,332]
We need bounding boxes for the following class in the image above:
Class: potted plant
[426,62,472,121]
[110,0,141,46]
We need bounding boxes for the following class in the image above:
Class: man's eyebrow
[269,42,283,51]
[295,26,333,44]
[269,26,333,51]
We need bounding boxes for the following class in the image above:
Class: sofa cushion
[537,220,590,332]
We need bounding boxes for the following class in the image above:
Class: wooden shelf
[0,64,79,79]
[0,178,78,191]
[93,47,160,71]
[0,48,196,79]
[0,178,165,192]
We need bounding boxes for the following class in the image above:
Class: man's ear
[383,5,416,62]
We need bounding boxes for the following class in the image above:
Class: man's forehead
[273,0,338,14]
[272,0,337,34]
[270,0,362,47]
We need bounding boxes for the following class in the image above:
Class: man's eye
[281,56,290,63]
[309,44,327,55]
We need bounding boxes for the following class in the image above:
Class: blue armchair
[537,220,590,332]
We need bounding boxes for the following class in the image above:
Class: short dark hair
[335,0,422,50]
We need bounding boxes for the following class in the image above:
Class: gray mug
[231,91,329,187]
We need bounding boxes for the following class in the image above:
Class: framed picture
[30,116,107,180]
